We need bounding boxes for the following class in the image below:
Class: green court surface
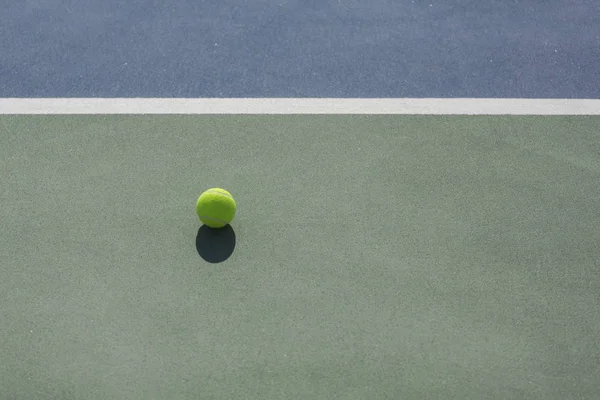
[1,115,599,399]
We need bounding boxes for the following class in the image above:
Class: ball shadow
[195,225,236,263]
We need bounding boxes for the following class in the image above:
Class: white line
[0,98,599,115]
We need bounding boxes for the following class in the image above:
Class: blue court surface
[1,2,600,400]
[2,0,599,98]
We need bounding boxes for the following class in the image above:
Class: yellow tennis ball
[196,188,237,228]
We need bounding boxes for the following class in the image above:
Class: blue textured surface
[1,0,599,98]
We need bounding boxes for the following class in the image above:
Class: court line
[0,98,599,115]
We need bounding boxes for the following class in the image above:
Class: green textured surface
[1,115,599,399]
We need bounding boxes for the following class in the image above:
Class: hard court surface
[1,115,599,399]
[1,1,600,399]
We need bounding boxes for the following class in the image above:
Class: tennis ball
[196,188,237,228]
